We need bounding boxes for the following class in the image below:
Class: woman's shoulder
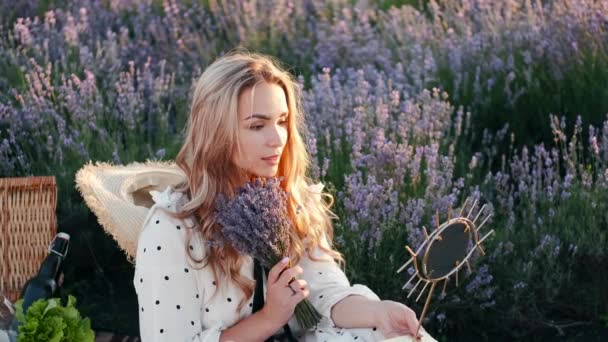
[136,186,206,263]
[140,186,192,234]
[149,185,190,212]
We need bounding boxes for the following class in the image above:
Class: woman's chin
[251,169,278,178]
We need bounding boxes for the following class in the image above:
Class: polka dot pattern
[134,210,217,341]
[133,200,404,341]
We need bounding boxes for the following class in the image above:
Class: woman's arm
[330,294,381,328]
[298,244,383,328]
[332,294,421,339]
[135,206,224,342]
[300,240,420,337]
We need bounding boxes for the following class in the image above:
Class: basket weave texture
[0,176,57,303]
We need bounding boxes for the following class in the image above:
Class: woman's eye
[251,121,287,130]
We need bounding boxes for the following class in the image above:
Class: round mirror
[423,219,471,280]
[395,197,496,339]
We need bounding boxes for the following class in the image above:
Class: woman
[133,51,427,342]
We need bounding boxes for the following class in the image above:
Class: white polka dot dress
[133,187,390,341]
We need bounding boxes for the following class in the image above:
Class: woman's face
[234,81,289,178]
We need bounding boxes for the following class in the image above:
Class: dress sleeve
[299,234,381,328]
[133,203,222,342]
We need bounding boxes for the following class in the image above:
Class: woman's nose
[267,125,286,147]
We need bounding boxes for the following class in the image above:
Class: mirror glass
[423,221,470,280]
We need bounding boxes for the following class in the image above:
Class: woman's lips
[262,156,279,165]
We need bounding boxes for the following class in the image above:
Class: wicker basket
[0,176,58,303]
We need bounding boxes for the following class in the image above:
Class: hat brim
[75,160,186,261]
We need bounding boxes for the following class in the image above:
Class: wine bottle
[9,232,70,332]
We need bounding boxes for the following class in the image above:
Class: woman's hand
[260,257,310,327]
[372,300,421,340]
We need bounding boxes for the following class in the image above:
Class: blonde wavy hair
[168,50,344,313]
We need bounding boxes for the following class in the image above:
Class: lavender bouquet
[215,177,322,331]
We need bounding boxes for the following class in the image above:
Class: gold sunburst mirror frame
[396,197,496,337]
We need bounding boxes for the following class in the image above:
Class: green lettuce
[14,295,94,342]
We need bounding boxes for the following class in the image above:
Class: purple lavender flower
[215,177,292,267]
[215,177,321,330]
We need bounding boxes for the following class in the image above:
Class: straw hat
[75,160,327,263]
[75,160,187,261]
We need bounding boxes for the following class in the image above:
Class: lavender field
[1,0,607,340]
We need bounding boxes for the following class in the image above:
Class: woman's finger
[403,308,419,337]
[286,279,307,296]
[291,279,308,290]
[267,257,290,285]
[290,287,309,305]
[277,265,303,287]
[283,282,297,296]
